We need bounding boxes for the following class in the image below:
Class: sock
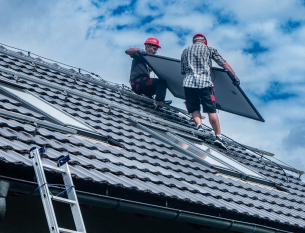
[216,134,222,140]
[196,124,202,128]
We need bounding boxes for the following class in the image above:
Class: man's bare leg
[208,113,227,149]
[192,110,205,132]
[207,113,221,135]
[192,110,202,125]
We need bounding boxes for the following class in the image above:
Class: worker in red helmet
[125,38,171,105]
[181,33,240,149]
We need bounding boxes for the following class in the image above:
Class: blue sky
[0,0,304,177]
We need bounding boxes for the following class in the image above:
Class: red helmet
[193,33,207,45]
[144,38,161,49]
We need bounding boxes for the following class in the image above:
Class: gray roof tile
[0,102,45,119]
[0,51,305,230]
[0,93,21,106]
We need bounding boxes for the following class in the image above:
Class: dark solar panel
[142,54,264,122]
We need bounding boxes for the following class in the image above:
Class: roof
[0,44,304,233]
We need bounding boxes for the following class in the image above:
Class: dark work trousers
[130,77,167,101]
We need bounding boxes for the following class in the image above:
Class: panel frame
[141,53,265,122]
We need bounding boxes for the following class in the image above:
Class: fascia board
[0,176,293,233]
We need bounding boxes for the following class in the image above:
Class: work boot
[214,136,227,150]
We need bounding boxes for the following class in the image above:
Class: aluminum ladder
[29,147,86,233]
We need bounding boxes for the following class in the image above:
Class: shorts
[130,76,159,99]
[184,86,216,113]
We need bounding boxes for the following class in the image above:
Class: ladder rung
[58,227,83,233]
[43,163,66,173]
[52,196,76,205]
[32,147,86,233]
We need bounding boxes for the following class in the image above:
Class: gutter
[0,180,10,223]
[0,176,292,233]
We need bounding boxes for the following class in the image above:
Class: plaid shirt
[181,42,226,88]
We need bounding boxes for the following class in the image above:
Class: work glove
[232,74,240,86]
[137,49,147,56]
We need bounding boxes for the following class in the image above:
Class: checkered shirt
[181,42,226,88]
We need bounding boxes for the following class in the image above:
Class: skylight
[194,143,264,178]
[170,136,230,169]
[0,85,92,131]
[157,130,266,179]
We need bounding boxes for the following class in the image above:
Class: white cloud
[0,0,304,176]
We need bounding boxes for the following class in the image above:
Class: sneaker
[158,100,172,105]
[214,136,227,150]
[196,124,205,132]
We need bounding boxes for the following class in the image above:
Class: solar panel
[142,54,264,122]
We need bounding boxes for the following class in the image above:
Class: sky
[0,0,304,177]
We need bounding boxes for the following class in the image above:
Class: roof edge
[0,176,294,233]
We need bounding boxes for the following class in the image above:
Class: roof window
[0,84,92,131]
[194,143,264,179]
